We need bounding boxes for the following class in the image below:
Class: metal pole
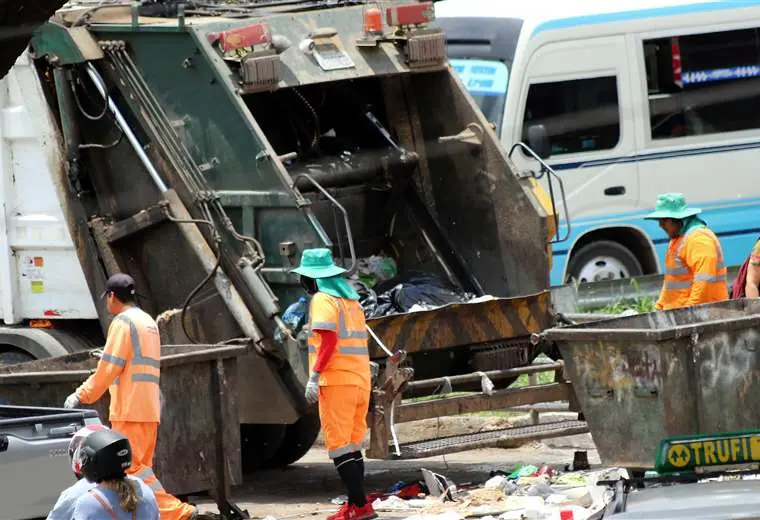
[406,362,565,391]
[366,325,393,357]
[84,63,168,193]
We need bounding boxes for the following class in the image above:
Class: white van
[435,0,760,286]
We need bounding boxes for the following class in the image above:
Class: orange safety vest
[307,292,371,390]
[656,226,729,311]
[77,306,161,423]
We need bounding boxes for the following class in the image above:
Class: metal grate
[472,338,532,372]
[394,420,589,459]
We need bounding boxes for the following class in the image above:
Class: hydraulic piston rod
[85,62,168,193]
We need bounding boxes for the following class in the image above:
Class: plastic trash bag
[275,296,308,343]
[356,255,398,288]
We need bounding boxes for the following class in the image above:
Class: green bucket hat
[291,248,347,279]
[644,193,702,220]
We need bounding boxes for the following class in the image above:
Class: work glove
[304,372,320,405]
[64,392,80,409]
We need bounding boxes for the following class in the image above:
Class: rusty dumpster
[0,344,245,501]
[543,299,760,470]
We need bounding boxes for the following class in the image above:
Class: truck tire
[566,241,643,283]
[265,413,321,468]
[240,423,287,473]
[0,347,35,365]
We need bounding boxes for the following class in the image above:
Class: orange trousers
[112,421,196,520]
[318,385,370,459]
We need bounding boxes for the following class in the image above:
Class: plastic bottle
[275,296,308,343]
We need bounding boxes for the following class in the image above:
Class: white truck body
[0,52,96,325]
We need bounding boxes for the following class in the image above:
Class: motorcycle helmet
[76,429,132,483]
[68,424,108,478]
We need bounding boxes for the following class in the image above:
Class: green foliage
[584,278,657,315]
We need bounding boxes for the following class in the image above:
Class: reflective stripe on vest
[662,227,728,300]
[307,295,370,386]
[134,467,166,492]
[112,308,160,386]
[308,302,369,356]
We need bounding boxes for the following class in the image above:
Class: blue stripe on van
[531,1,760,39]
[548,139,760,171]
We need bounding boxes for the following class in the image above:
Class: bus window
[644,27,760,140]
[450,59,509,134]
[522,76,621,156]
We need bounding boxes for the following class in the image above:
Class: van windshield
[450,59,509,134]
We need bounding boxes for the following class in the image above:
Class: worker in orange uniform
[645,193,728,310]
[292,249,377,520]
[64,273,214,520]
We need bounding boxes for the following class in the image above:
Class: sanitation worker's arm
[684,235,720,308]
[76,319,131,404]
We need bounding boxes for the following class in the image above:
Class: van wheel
[566,241,643,283]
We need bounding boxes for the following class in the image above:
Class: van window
[522,76,620,156]
[644,28,760,140]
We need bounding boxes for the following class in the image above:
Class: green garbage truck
[0,0,584,472]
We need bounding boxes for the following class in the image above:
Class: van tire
[566,241,643,283]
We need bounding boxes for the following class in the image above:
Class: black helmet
[76,429,132,483]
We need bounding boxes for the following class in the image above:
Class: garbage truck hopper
[23,0,581,466]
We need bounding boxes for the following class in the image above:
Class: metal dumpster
[0,344,245,499]
[544,299,760,470]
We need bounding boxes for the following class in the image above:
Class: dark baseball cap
[101,273,136,299]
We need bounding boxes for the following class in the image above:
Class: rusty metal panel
[367,291,552,357]
[0,345,243,495]
[546,299,760,469]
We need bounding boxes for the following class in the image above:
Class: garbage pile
[361,465,622,520]
[351,254,482,319]
[276,254,489,342]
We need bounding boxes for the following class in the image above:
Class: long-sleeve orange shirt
[75,307,161,423]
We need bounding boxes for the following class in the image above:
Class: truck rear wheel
[265,413,321,468]
[240,423,286,473]
[0,347,35,365]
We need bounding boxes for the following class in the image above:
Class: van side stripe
[531,1,760,38]
[549,140,760,172]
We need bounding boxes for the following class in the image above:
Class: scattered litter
[526,482,555,498]
[330,495,347,505]
[422,468,458,499]
[404,511,463,520]
[508,465,539,479]
[465,488,508,506]
[373,495,412,511]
